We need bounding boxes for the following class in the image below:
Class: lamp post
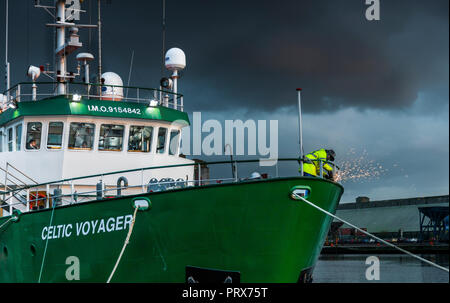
[297,88,304,176]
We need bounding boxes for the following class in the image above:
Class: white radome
[76,52,95,62]
[165,48,186,71]
[101,72,124,101]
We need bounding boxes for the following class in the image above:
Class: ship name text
[40,214,133,241]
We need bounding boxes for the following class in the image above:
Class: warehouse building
[334,195,449,241]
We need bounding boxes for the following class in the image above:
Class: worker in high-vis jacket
[301,149,336,180]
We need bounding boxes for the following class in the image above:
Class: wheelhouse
[0,82,194,188]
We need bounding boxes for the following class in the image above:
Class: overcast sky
[1,0,448,202]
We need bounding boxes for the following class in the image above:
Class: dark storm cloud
[1,0,448,113]
[165,0,449,112]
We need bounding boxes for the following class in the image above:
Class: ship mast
[55,0,66,95]
[35,0,97,95]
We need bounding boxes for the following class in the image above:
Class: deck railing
[1,82,184,112]
[0,158,340,218]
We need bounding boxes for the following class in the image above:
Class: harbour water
[314,254,449,283]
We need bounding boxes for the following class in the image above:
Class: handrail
[1,178,242,209]
[0,158,341,196]
[6,162,39,185]
[1,81,185,112]
[1,158,342,217]
[2,81,183,98]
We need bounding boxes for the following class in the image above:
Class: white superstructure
[0,1,195,216]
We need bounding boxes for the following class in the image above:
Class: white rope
[107,206,139,283]
[294,193,449,273]
[38,202,57,283]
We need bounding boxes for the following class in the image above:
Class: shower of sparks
[334,148,390,183]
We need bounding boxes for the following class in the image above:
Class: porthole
[30,244,36,257]
[3,246,8,257]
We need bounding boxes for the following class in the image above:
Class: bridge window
[0,131,3,152]
[99,124,125,151]
[128,126,153,153]
[169,130,180,156]
[26,122,42,150]
[15,124,22,151]
[68,123,95,150]
[47,122,64,150]
[157,127,167,154]
[7,128,13,151]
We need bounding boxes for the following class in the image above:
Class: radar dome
[165,48,186,71]
[76,53,95,62]
[101,72,124,101]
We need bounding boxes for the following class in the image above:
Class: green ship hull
[0,177,343,283]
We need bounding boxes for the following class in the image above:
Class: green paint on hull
[0,97,190,127]
[0,177,343,283]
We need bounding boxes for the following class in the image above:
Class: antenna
[161,0,166,77]
[126,50,135,99]
[5,0,10,97]
[76,53,95,83]
[27,66,41,101]
[89,0,92,52]
[98,0,102,90]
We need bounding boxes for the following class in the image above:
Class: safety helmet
[326,150,336,161]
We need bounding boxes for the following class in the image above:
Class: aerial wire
[97,0,102,90]
[5,0,9,96]
[161,0,166,77]
[27,1,30,67]
[126,50,134,98]
[89,0,92,53]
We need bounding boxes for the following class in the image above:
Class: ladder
[1,163,39,216]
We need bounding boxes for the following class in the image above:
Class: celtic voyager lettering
[41,214,133,240]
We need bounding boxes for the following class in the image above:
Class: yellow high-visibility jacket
[301,149,333,177]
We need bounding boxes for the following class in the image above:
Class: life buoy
[29,192,47,210]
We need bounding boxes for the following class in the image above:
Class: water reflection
[313,254,449,283]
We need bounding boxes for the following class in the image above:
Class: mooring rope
[38,202,57,283]
[0,217,14,230]
[107,206,139,283]
[293,193,449,273]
